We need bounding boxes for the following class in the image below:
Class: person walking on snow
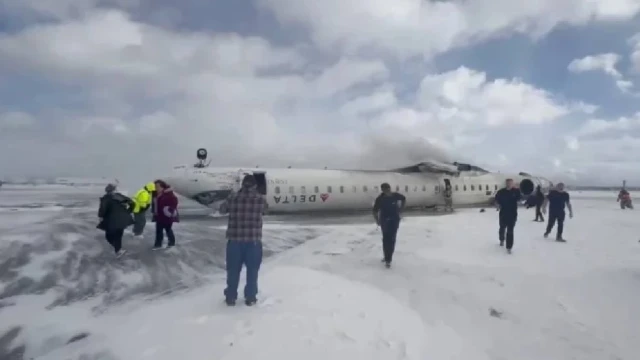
[443,183,453,212]
[533,185,545,222]
[98,183,135,258]
[542,182,572,242]
[132,182,156,237]
[221,175,268,306]
[372,183,406,268]
[494,178,521,254]
[152,180,179,250]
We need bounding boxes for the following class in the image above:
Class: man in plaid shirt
[221,174,268,306]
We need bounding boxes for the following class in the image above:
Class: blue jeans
[381,218,400,263]
[224,240,263,301]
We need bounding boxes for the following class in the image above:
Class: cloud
[574,112,640,138]
[350,66,590,172]
[564,136,580,151]
[554,112,640,184]
[415,67,574,127]
[0,111,35,130]
[567,53,622,78]
[630,33,640,73]
[258,0,640,59]
[567,53,637,93]
[1,1,640,186]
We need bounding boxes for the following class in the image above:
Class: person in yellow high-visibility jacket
[132,182,156,236]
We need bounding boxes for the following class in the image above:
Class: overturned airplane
[165,149,552,214]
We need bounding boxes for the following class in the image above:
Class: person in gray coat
[98,184,135,257]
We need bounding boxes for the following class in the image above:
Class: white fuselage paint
[165,165,551,214]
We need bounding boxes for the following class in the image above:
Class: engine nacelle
[519,178,534,196]
[519,175,554,196]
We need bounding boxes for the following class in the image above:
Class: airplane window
[314,186,319,193]
[494,184,498,190]
[363,185,368,192]
[413,186,418,192]
[289,186,294,194]
[422,185,426,191]
[434,185,438,192]
[275,186,280,194]
[373,186,379,192]
[396,185,400,192]
[463,185,467,191]
[479,185,483,191]
[455,184,459,191]
[405,185,409,192]
[471,185,475,190]
[485,185,489,191]
[352,185,357,193]
[339,186,344,193]
[300,186,306,194]
[327,186,332,193]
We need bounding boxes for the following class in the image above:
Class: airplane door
[252,172,267,195]
[441,178,453,208]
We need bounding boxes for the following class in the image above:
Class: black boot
[225,298,236,306]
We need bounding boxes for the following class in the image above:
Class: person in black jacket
[98,184,135,257]
[372,183,406,268]
[533,185,545,222]
[542,182,572,242]
[494,179,522,253]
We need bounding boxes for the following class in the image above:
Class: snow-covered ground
[1,190,639,359]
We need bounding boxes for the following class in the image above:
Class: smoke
[356,130,455,169]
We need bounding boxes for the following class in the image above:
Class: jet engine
[519,178,534,196]
[517,172,552,196]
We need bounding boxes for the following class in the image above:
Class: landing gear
[194,148,210,168]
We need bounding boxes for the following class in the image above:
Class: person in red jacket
[152,179,179,250]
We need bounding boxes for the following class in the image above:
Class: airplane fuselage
[166,165,550,214]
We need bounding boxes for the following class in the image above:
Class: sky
[1,0,640,186]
